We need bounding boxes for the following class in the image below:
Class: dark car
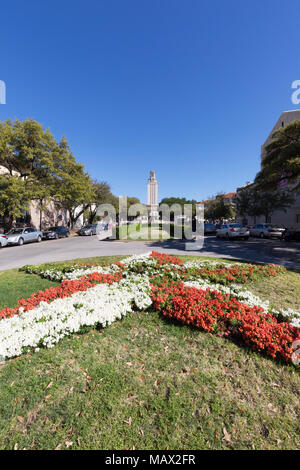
[283,230,300,242]
[204,223,216,234]
[78,224,98,236]
[43,226,70,240]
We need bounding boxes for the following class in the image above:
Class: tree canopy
[204,194,236,221]
[0,119,99,228]
[160,197,198,218]
[255,120,300,191]
[237,187,295,223]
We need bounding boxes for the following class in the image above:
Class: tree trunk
[88,210,96,224]
[3,210,12,232]
[39,199,43,231]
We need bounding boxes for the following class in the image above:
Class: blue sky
[1,0,300,203]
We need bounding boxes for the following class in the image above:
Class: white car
[0,234,8,248]
[216,223,250,240]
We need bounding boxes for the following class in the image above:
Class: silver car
[78,224,98,236]
[216,223,250,240]
[250,224,285,239]
[6,227,43,246]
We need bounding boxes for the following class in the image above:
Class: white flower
[0,274,151,360]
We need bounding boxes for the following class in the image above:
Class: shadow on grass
[155,309,297,369]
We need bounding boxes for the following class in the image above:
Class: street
[0,235,300,271]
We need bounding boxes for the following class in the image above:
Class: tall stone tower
[147,170,158,206]
[147,170,159,220]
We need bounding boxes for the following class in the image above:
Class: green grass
[0,255,299,450]
[246,271,300,311]
[0,313,299,450]
[0,270,60,310]
[116,224,188,240]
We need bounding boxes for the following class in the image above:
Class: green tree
[205,194,236,221]
[86,181,118,223]
[237,187,295,223]
[0,176,31,229]
[255,120,300,191]
[0,119,97,229]
[0,119,61,228]
[54,151,94,228]
[160,197,198,220]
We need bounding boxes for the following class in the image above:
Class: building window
[296,214,300,224]
[282,122,284,127]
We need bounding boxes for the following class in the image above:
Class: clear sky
[1,0,300,203]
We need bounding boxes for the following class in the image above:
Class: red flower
[151,282,299,363]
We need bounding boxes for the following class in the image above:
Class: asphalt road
[0,235,300,271]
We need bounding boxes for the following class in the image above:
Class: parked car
[43,226,70,240]
[78,224,98,236]
[216,223,250,240]
[250,224,285,239]
[0,234,8,248]
[6,227,43,246]
[283,229,300,242]
[204,223,216,234]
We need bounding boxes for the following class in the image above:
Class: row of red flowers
[151,282,300,363]
[0,271,123,320]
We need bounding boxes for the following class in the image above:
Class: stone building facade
[237,111,300,229]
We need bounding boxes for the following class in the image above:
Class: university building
[237,110,300,229]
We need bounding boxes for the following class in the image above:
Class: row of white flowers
[0,274,152,360]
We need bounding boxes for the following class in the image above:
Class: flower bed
[21,252,285,285]
[21,261,124,282]
[0,275,152,359]
[0,271,123,320]
[151,282,299,362]
[0,252,299,363]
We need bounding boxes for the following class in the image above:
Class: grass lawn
[0,255,299,450]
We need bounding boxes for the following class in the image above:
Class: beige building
[0,165,69,230]
[237,111,300,229]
